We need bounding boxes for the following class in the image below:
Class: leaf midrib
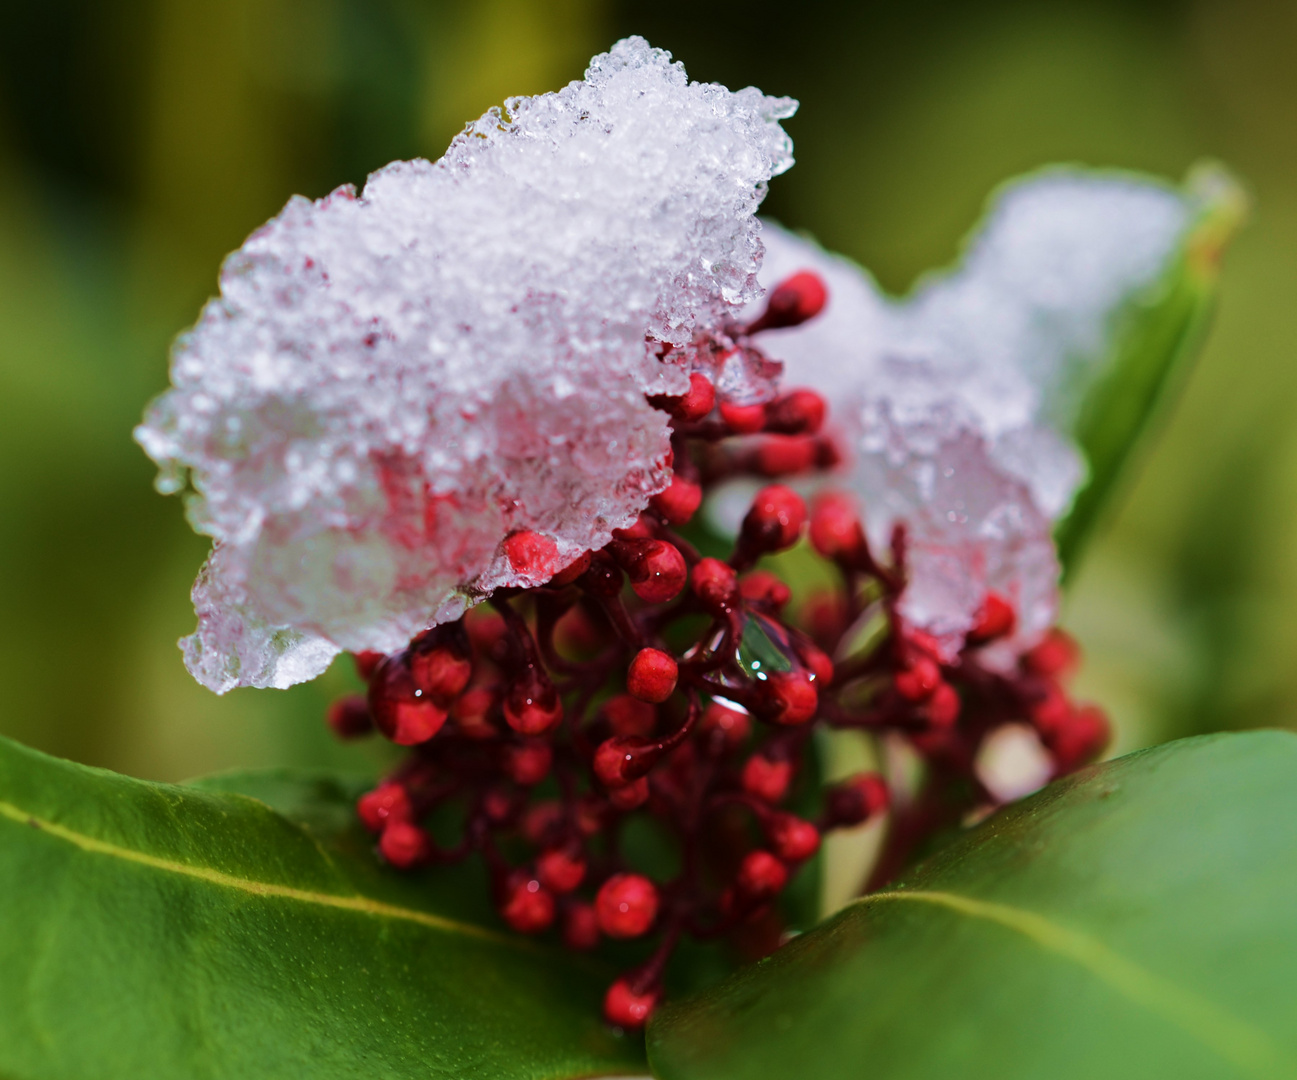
[855,889,1288,1079]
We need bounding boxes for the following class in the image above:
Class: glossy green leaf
[1056,164,1246,571]
[0,737,644,1080]
[649,731,1297,1080]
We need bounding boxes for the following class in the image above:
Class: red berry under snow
[651,474,703,525]
[747,270,828,333]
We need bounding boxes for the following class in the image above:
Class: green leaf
[648,731,1297,1080]
[1056,164,1246,571]
[0,736,644,1079]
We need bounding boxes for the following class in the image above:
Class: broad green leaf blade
[1057,164,1246,570]
[648,731,1297,1080]
[0,737,643,1080]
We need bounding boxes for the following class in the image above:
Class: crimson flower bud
[700,699,751,749]
[968,592,1016,644]
[739,570,791,610]
[747,270,828,332]
[353,650,385,681]
[613,515,655,541]
[691,556,739,614]
[602,693,657,738]
[537,847,587,894]
[809,491,867,564]
[610,538,687,603]
[368,656,448,745]
[735,849,788,899]
[1024,628,1080,679]
[763,388,827,435]
[550,550,593,586]
[825,772,889,827]
[742,753,792,803]
[500,874,556,934]
[604,978,660,1029]
[378,820,430,869]
[1030,685,1072,737]
[650,474,703,525]
[756,435,818,476]
[503,670,563,735]
[925,682,961,729]
[502,529,559,581]
[326,694,373,739]
[894,655,941,702]
[357,781,412,833]
[762,670,818,725]
[649,371,716,421]
[627,647,678,703]
[796,640,834,685]
[766,813,821,862]
[595,873,659,938]
[409,626,472,701]
[563,901,601,951]
[503,740,553,786]
[1049,704,1111,771]
[607,775,650,810]
[452,685,498,739]
[719,400,767,434]
[740,484,807,555]
[593,736,655,788]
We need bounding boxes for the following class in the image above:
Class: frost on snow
[136,37,796,692]
[751,170,1207,660]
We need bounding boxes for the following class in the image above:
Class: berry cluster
[325,271,1109,1030]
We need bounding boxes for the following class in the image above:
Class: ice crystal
[751,171,1201,658]
[136,37,795,692]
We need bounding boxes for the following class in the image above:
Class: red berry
[595,873,659,939]
[700,700,751,749]
[1050,704,1111,771]
[767,813,820,861]
[650,371,715,421]
[739,570,791,610]
[742,754,792,803]
[968,592,1016,644]
[894,656,941,702]
[503,740,553,786]
[563,902,601,950]
[353,650,385,680]
[719,400,767,434]
[502,530,559,581]
[1030,685,1072,737]
[503,672,563,735]
[736,850,788,899]
[748,270,828,332]
[357,782,412,833]
[368,657,448,745]
[613,515,655,541]
[409,640,472,702]
[761,670,818,725]
[607,776,650,810]
[627,648,678,703]
[740,485,807,554]
[604,978,660,1029]
[501,875,556,934]
[809,491,867,564]
[756,435,818,476]
[611,538,687,604]
[1024,628,1080,679]
[594,736,653,788]
[452,685,498,739]
[796,641,834,685]
[521,800,563,846]
[651,475,703,525]
[763,388,827,435]
[825,773,889,826]
[326,694,373,739]
[691,557,739,614]
[537,847,587,893]
[925,682,961,729]
[379,820,430,869]
[550,550,593,586]
[603,693,657,738]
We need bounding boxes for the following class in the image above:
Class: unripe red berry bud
[613,515,655,541]
[894,656,941,702]
[825,772,889,827]
[735,849,788,899]
[607,775,650,810]
[740,485,807,554]
[763,388,827,435]
[767,813,821,862]
[1030,686,1072,737]
[763,670,818,725]
[650,474,703,525]
[503,740,553,786]
[593,736,653,788]
[353,650,385,681]
[503,672,563,735]
[1024,628,1079,679]
[1050,704,1111,771]
[595,873,659,939]
[739,570,791,610]
[379,820,430,869]
[357,782,412,833]
[691,556,739,614]
[809,491,867,564]
[604,978,660,1030]
[503,529,559,582]
[326,694,373,739]
[537,847,587,894]
[742,754,792,803]
[603,693,657,738]
[650,371,716,421]
[611,538,687,603]
[925,681,961,729]
[719,400,767,434]
[501,875,556,934]
[577,551,624,598]
[627,647,677,703]
[968,592,1016,644]
[409,634,472,702]
[368,657,448,745]
[563,901,601,951]
[550,550,593,586]
[756,435,818,476]
[700,699,751,749]
[748,270,828,332]
[452,685,499,739]
[796,641,834,686]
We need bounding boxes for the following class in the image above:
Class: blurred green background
[0,0,1291,781]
